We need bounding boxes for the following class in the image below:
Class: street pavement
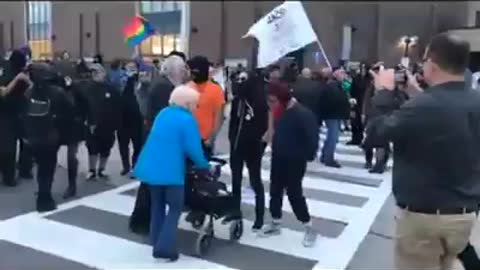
[0,123,473,269]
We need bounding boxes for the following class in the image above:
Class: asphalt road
[1,123,470,269]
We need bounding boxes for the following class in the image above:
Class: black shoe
[62,186,77,199]
[319,156,325,164]
[364,162,373,169]
[2,180,18,187]
[346,141,361,146]
[86,170,97,181]
[36,197,57,213]
[252,220,264,232]
[324,160,342,168]
[120,168,130,176]
[19,172,34,180]
[369,165,385,174]
[98,169,109,180]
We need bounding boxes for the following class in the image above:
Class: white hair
[169,84,200,109]
[301,68,312,78]
[161,55,185,76]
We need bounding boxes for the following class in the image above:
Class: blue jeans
[321,119,340,163]
[149,185,184,258]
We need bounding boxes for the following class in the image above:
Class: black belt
[397,204,478,215]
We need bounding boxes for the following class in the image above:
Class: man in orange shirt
[186,56,225,157]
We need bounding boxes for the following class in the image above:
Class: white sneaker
[257,221,281,238]
[302,225,317,248]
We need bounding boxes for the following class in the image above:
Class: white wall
[448,29,480,51]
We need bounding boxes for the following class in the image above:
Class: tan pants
[394,207,476,270]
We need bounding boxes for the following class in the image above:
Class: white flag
[244,1,318,68]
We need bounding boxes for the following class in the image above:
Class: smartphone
[394,70,407,84]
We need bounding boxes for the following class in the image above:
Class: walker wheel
[195,232,213,257]
[229,220,243,241]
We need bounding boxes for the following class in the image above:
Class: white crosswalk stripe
[0,132,392,270]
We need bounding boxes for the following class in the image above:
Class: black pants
[350,107,364,144]
[129,182,151,234]
[31,144,59,200]
[0,150,16,185]
[86,129,115,158]
[230,141,265,222]
[117,124,143,171]
[458,242,480,270]
[18,139,34,176]
[364,144,390,167]
[269,156,310,223]
[66,143,79,189]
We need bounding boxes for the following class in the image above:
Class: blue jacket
[133,106,209,186]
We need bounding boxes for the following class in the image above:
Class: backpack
[23,86,58,146]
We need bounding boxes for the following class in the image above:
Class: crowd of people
[2,31,480,269]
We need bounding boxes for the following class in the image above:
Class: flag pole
[316,39,331,70]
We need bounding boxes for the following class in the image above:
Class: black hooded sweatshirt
[120,75,143,128]
[228,72,268,152]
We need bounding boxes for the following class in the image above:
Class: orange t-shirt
[188,81,225,140]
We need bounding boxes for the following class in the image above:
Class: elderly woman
[134,84,210,262]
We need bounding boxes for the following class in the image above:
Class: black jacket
[292,77,322,122]
[367,82,480,209]
[146,75,174,123]
[318,80,350,120]
[228,74,268,151]
[272,102,319,161]
[120,76,143,128]
[83,80,122,133]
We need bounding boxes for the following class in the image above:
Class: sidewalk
[348,194,473,270]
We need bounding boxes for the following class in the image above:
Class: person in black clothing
[347,63,369,146]
[318,68,351,168]
[84,64,122,181]
[129,54,187,235]
[145,55,184,126]
[117,61,144,177]
[0,49,31,185]
[292,68,323,123]
[226,70,268,231]
[363,63,408,174]
[0,52,31,187]
[366,33,480,269]
[22,63,74,212]
[259,81,319,248]
[53,67,89,199]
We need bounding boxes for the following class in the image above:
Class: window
[27,1,52,60]
[139,34,181,57]
[140,1,181,13]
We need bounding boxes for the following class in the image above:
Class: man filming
[366,33,480,270]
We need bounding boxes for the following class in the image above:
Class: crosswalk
[0,131,392,270]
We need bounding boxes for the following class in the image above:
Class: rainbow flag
[123,15,155,47]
